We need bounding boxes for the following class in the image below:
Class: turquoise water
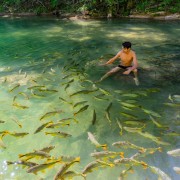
[0,16,180,180]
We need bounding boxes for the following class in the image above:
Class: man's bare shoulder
[130,50,136,54]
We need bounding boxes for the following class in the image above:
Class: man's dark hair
[122,42,131,49]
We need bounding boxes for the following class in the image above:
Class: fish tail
[81,174,87,179]
[101,144,108,150]
[75,157,81,162]
[74,119,79,123]
[158,147,163,152]
[19,154,23,158]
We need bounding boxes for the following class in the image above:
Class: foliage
[0,0,179,16]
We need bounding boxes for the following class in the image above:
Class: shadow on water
[0,17,180,180]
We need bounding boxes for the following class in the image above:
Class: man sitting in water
[96,41,139,86]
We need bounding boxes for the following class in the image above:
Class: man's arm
[123,51,138,74]
[104,51,121,65]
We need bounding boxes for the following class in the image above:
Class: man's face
[122,47,130,53]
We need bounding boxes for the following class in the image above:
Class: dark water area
[0,16,179,180]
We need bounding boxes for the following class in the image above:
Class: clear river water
[0,16,179,180]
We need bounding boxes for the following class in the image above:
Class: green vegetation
[0,0,179,16]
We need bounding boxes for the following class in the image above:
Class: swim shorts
[118,65,132,69]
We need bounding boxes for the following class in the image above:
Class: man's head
[122,42,131,53]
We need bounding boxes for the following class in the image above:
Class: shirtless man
[97,41,139,85]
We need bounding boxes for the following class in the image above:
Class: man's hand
[123,69,131,75]
[123,67,132,75]
[99,63,107,66]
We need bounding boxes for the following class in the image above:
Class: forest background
[0,0,179,17]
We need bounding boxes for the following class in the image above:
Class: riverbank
[0,12,179,20]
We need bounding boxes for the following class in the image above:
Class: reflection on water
[0,17,180,180]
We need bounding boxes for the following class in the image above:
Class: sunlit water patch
[0,17,180,180]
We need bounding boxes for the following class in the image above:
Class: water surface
[0,17,180,180]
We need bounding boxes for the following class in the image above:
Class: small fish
[19,69,22,74]
[12,102,29,109]
[123,120,145,127]
[39,89,58,93]
[59,97,72,104]
[0,137,6,149]
[27,159,62,175]
[99,88,111,96]
[138,131,170,145]
[92,109,96,125]
[46,121,70,129]
[34,121,53,134]
[28,85,45,90]
[7,160,38,168]
[123,126,143,133]
[70,89,98,97]
[90,151,124,159]
[39,146,55,153]
[53,157,80,180]
[0,120,5,123]
[94,94,109,101]
[9,84,20,92]
[40,110,62,121]
[73,100,88,108]
[61,170,84,179]
[167,149,180,157]
[141,108,161,118]
[74,105,89,116]
[119,166,134,180]
[11,117,22,128]
[82,161,102,175]
[19,150,50,160]
[149,165,171,180]
[51,67,56,73]
[24,72,27,78]
[45,131,72,138]
[87,132,107,150]
[163,103,180,107]
[112,141,145,152]
[19,92,29,100]
[173,167,180,174]
[105,102,112,124]
[121,93,139,98]
[61,79,74,85]
[62,74,71,79]
[116,119,123,135]
[31,90,46,98]
[0,130,10,138]
[9,132,29,137]
[172,95,180,103]
[13,96,17,102]
[168,94,174,103]
[82,160,113,175]
[120,112,137,120]
[119,102,139,108]
[149,115,168,128]
[64,83,70,91]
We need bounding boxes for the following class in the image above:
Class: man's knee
[132,69,138,73]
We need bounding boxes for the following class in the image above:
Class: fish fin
[158,147,162,152]
[74,119,79,123]
[120,152,124,158]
